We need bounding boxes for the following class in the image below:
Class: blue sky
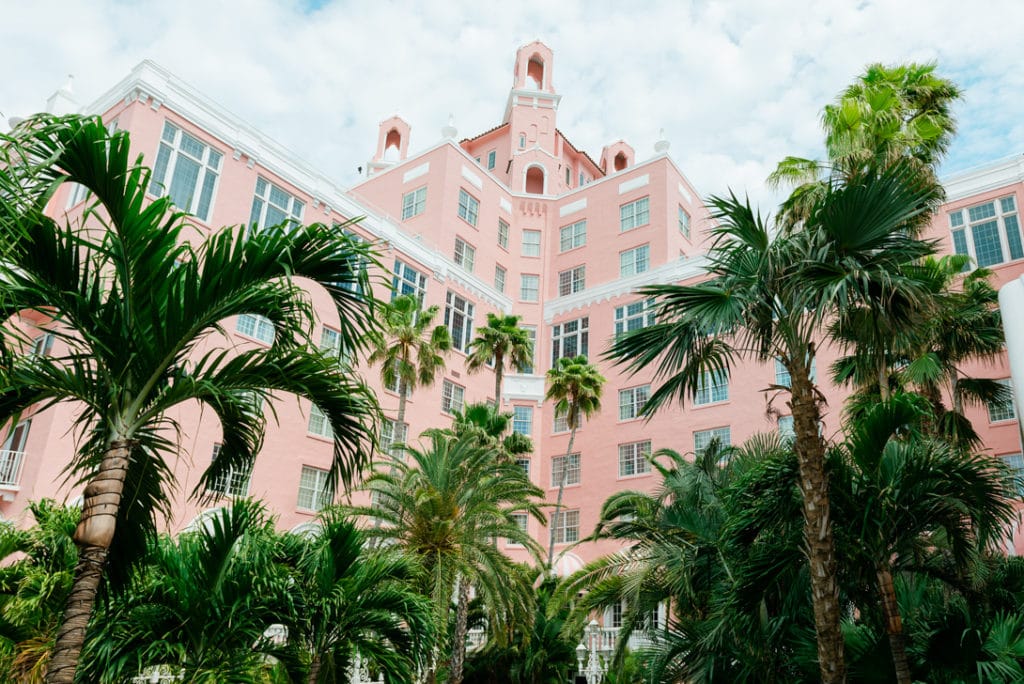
[2,0,1021,209]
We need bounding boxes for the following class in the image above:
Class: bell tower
[504,41,562,194]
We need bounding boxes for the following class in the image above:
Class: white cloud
[1,0,1020,212]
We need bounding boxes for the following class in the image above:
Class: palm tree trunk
[547,427,577,569]
[395,378,409,458]
[307,653,322,684]
[877,564,911,684]
[789,370,846,684]
[494,351,504,407]
[46,440,132,684]
[448,577,472,684]
[878,363,890,401]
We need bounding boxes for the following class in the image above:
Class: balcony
[0,449,25,494]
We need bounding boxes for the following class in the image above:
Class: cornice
[942,155,1024,203]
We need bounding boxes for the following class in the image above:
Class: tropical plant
[608,161,943,682]
[829,393,1019,683]
[0,501,80,682]
[544,355,604,568]
[0,115,381,683]
[466,313,534,406]
[367,294,451,454]
[79,500,294,683]
[450,402,533,461]
[278,507,433,684]
[351,431,545,684]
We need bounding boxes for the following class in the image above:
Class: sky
[2,0,1022,209]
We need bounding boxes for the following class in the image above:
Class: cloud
[1,0,1020,211]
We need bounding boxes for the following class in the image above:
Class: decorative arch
[614,151,628,171]
[524,164,546,195]
[527,54,545,89]
[183,506,228,534]
[290,521,322,538]
[383,128,402,161]
[553,551,584,577]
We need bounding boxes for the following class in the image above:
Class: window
[149,121,222,222]
[250,177,304,232]
[498,219,510,249]
[565,167,571,186]
[507,513,529,545]
[559,220,586,252]
[949,196,1022,267]
[557,266,586,296]
[551,453,581,486]
[381,419,407,452]
[442,380,465,414]
[494,265,507,293]
[774,357,816,387]
[383,358,401,393]
[779,416,795,441]
[308,404,333,438]
[444,292,474,351]
[393,260,427,302]
[520,274,539,302]
[207,444,251,497]
[609,601,624,628]
[236,314,275,344]
[678,206,691,238]
[457,188,479,227]
[297,465,333,511]
[401,186,427,220]
[487,150,497,170]
[553,411,568,433]
[579,172,585,186]
[30,332,54,357]
[614,300,655,338]
[988,379,1016,422]
[522,230,541,257]
[2,420,31,454]
[520,326,536,374]
[516,458,531,476]
[66,182,89,209]
[620,197,650,232]
[619,441,652,477]
[519,135,526,149]
[512,406,533,435]
[694,427,731,458]
[552,509,579,544]
[620,244,651,277]
[619,385,650,420]
[320,327,341,359]
[1003,454,1024,495]
[551,317,589,363]
[454,238,476,272]
[694,370,729,405]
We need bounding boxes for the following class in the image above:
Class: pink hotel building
[4,41,1024,565]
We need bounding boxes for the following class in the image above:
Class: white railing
[0,450,25,488]
[466,627,487,651]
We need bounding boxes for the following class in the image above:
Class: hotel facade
[3,42,1023,568]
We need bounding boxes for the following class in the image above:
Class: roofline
[941,154,1024,203]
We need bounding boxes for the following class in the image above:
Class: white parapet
[998,276,1024,447]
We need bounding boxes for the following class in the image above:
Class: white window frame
[620,244,651,277]
[551,453,581,487]
[557,266,586,296]
[559,220,587,252]
[444,291,475,352]
[620,196,650,232]
[520,274,539,302]
[618,440,652,477]
[614,299,655,339]
[319,326,343,360]
[678,205,691,238]
[694,427,731,458]
[442,380,465,414]
[498,219,510,249]
[506,513,529,546]
[1003,453,1024,496]
[381,419,408,452]
[618,385,650,421]
[30,332,55,357]
[522,230,541,257]
[308,404,333,438]
[148,121,222,222]
[694,369,729,405]
[297,465,333,512]
[949,195,1022,267]
[988,379,1017,422]
[249,177,304,232]
[516,458,531,476]
[236,314,275,344]
[512,405,533,436]
[487,150,497,170]
[494,265,507,293]
[401,186,427,220]
[454,237,476,272]
[520,326,536,374]
[206,444,252,497]
[551,317,589,363]
[393,259,428,302]
[778,415,795,441]
[458,188,480,227]
[552,509,580,544]
[553,411,568,433]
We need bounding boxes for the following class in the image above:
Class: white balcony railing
[0,450,25,489]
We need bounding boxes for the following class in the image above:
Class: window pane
[972,220,1004,267]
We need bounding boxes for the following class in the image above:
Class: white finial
[654,128,670,154]
[441,113,458,140]
[63,74,75,93]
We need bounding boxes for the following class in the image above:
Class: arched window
[525,166,545,195]
[527,56,545,89]
[614,151,628,171]
[383,128,402,161]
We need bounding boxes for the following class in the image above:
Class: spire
[45,73,78,115]
[441,114,458,140]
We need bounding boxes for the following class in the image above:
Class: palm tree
[544,355,604,569]
[351,431,545,684]
[279,507,433,684]
[608,162,943,683]
[79,500,294,682]
[0,115,381,684]
[829,393,1019,683]
[451,401,533,462]
[466,313,534,405]
[367,294,451,453]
